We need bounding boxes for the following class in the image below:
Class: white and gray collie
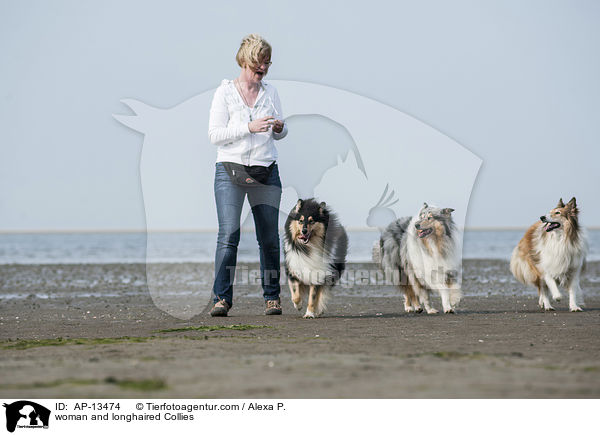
[284,199,348,318]
[376,203,462,314]
[510,197,587,312]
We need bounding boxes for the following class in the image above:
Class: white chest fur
[284,243,333,286]
[404,222,461,290]
[538,231,585,278]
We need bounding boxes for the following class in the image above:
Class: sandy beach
[1,260,599,398]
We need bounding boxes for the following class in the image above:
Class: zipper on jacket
[247,106,253,165]
[235,81,267,166]
[247,87,264,166]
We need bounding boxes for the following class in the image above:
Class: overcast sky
[1,0,599,231]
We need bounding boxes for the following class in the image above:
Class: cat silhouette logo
[3,401,50,432]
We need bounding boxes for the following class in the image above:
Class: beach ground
[1,260,599,398]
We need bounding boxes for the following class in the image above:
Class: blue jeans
[212,162,282,307]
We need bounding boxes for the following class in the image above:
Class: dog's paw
[425,308,439,314]
[444,308,455,314]
[544,306,555,312]
[404,306,415,313]
[569,305,583,312]
[415,306,423,313]
[552,295,562,302]
[303,310,316,319]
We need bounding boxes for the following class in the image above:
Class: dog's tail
[372,239,382,264]
[317,287,331,315]
[449,286,462,307]
[377,236,403,286]
[510,245,537,286]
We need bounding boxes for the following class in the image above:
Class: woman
[207,34,288,316]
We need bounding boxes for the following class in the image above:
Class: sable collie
[376,203,462,314]
[283,199,348,318]
[510,197,587,312]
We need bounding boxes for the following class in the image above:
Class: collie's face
[414,203,454,239]
[540,197,578,233]
[288,199,327,245]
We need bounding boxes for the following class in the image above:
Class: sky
[1,0,599,231]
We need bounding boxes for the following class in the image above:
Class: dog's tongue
[298,234,310,243]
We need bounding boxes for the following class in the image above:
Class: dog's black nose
[415,223,420,230]
[302,228,308,235]
[540,216,547,222]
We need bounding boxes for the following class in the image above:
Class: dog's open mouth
[417,228,433,238]
[297,232,311,244]
[544,222,561,232]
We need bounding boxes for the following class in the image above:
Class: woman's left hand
[272,120,284,133]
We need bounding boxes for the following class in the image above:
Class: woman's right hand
[248,116,275,133]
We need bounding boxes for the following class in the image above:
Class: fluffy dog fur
[376,203,462,314]
[510,197,587,312]
[283,198,348,318]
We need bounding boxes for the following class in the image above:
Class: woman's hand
[248,116,275,133]
[272,119,284,134]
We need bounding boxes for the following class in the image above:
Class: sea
[1,230,599,264]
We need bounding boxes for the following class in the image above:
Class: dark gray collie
[283,199,348,318]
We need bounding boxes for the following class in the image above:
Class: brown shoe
[265,299,282,315]
[210,299,230,317]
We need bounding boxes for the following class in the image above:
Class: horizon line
[2,226,600,234]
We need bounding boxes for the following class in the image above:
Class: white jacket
[208,79,288,167]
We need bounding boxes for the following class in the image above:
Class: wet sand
[1,260,599,398]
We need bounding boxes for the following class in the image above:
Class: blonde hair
[236,34,272,69]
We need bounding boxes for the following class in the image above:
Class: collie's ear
[423,202,429,208]
[567,197,577,208]
[442,208,455,216]
[557,198,565,208]
[319,202,327,215]
[295,199,303,213]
